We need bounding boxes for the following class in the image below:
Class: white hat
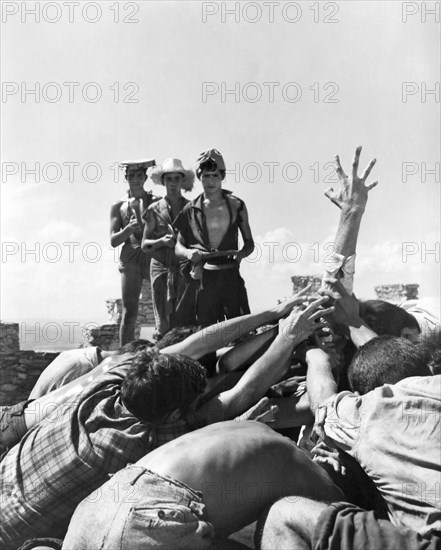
[150,158,195,191]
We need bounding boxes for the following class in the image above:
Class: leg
[257,497,327,550]
[150,260,170,337]
[119,263,143,346]
[197,270,223,326]
[311,502,441,550]
[221,269,250,320]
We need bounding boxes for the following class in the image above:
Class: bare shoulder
[110,198,125,211]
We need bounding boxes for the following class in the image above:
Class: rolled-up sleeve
[322,253,356,294]
[323,391,362,452]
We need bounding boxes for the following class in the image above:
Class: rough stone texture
[0,323,20,354]
[85,279,155,350]
[0,283,155,405]
[291,275,322,295]
[0,324,59,406]
[82,324,122,351]
[374,284,419,303]
[105,299,122,324]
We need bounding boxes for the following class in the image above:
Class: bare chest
[203,201,231,248]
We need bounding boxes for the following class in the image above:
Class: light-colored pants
[62,466,215,550]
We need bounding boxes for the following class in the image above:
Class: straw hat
[150,158,195,191]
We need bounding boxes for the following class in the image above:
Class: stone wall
[0,281,155,405]
[0,323,59,405]
[291,275,322,295]
[374,284,419,303]
[83,279,155,349]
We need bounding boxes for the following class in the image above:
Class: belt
[203,262,238,271]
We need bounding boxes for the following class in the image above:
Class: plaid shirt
[0,361,194,550]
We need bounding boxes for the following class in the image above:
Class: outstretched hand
[324,146,378,211]
[271,284,314,320]
[279,296,335,344]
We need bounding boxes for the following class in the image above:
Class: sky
[1,0,440,331]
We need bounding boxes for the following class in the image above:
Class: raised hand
[271,284,314,320]
[279,296,335,344]
[324,146,378,211]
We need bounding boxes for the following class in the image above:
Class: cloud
[241,226,440,311]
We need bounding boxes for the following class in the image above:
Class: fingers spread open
[351,146,362,178]
[324,187,334,199]
[314,306,336,319]
[303,295,330,315]
[296,283,312,296]
[334,155,347,178]
[361,158,376,180]
[366,180,379,191]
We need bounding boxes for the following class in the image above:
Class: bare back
[139,421,343,535]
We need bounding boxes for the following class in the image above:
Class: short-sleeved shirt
[0,361,195,550]
[144,196,189,266]
[174,190,245,264]
[322,375,441,536]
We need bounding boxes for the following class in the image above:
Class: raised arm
[195,296,335,424]
[216,326,278,374]
[161,285,314,360]
[321,146,378,294]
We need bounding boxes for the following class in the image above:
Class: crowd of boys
[0,147,439,550]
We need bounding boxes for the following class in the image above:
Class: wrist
[276,332,301,348]
[341,205,365,217]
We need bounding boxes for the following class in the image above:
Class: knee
[256,497,327,550]
[256,498,295,549]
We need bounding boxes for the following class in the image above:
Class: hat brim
[150,167,195,192]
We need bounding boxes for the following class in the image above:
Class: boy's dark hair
[121,350,207,422]
[359,300,420,337]
[196,159,226,181]
[348,336,432,395]
[119,339,154,354]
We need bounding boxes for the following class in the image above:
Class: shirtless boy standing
[110,159,158,345]
[175,149,254,326]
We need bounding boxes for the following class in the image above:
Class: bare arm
[236,203,255,262]
[216,326,278,374]
[141,210,175,253]
[161,285,314,360]
[110,202,137,248]
[195,297,334,424]
[321,146,378,294]
[175,232,203,263]
[306,347,339,411]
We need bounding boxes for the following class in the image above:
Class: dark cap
[196,149,226,178]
